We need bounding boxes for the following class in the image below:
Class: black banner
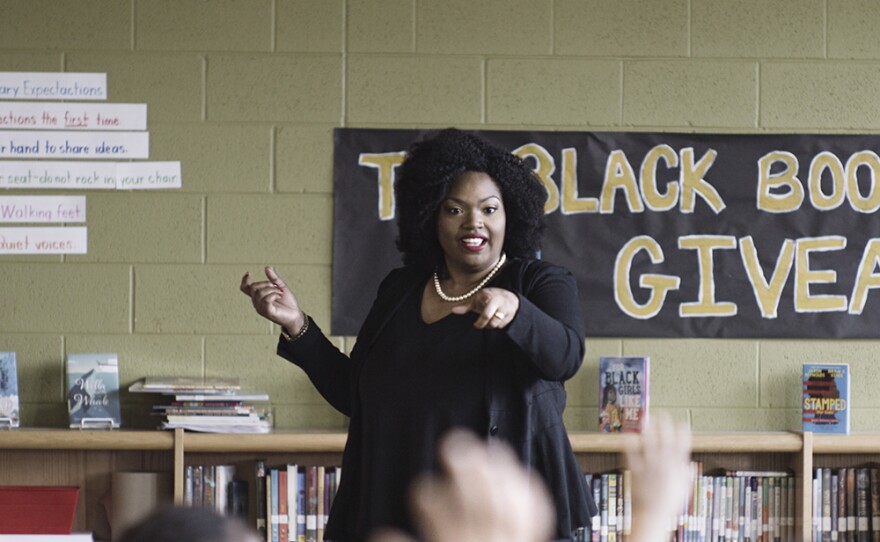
[333,128,880,338]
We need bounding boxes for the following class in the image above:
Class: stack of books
[129,376,271,434]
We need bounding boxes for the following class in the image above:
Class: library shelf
[1,429,877,541]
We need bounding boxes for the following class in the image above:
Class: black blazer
[278,257,597,541]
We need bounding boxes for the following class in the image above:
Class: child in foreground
[371,414,692,542]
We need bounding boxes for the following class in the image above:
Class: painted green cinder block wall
[2,0,880,432]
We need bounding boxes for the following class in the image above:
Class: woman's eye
[483,207,497,215]
[446,206,462,215]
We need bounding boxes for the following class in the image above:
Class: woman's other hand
[240,266,306,335]
[449,287,520,329]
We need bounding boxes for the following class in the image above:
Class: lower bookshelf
[0,429,869,541]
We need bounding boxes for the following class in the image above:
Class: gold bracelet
[280,315,309,342]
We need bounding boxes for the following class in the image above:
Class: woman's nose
[464,213,483,229]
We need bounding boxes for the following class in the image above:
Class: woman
[241,128,596,541]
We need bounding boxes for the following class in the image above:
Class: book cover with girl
[599,356,649,433]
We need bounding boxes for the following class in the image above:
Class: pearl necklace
[433,252,507,302]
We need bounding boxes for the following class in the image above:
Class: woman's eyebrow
[444,195,502,204]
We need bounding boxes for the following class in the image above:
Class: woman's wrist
[280,313,308,342]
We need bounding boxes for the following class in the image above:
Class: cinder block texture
[691,407,801,432]
[67,53,204,123]
[135,264,331,334]
[273,404,349,430]
[0,263,130,333]
[206,194,332,264]
[624,60,757,127]
[487,58,620,125]
[67,193,202,263]
[348,0,415,53]
[416,0,552,55]
[150,124,273,193]
[277,0,344,53]
[207,54,342,122]
[691,0,824,58]
[555,0,688,57]
[136,0,272,52]
[0,0,130,51]
[853,410,880,432]
[0,335,63,402]
[624,338,758,409]
[0,53,62,71]
[207,335,326,407]
[276,125,336,193]
[761,340,880,408]
[761,62,880,129]
[828,0,880,59]
[346,55,483,124]
[20,403,69,429]
[135,264,262,334]
[568,338,622,409]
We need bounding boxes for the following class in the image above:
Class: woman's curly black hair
[395,128,547,270]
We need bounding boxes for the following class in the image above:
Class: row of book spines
[812,466,880,542]
[182,464,246,518]
[575,467,796,542]
[255,462,341,542]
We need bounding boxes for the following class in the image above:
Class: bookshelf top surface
[0,429,825,453]
[0,428,176,450]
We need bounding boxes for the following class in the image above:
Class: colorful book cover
[598,356,649,433]
[66,353,121,428]
[0,352,20,428]
[802,363,850,434]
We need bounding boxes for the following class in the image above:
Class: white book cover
[0,352,20,427]
[66,353,121,429]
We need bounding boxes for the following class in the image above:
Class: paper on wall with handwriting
[0,227,87,254]
[0,161,181,190]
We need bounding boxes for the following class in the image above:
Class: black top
[357,284,486,534]
[278,257,597,542]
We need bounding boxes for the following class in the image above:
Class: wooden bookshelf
[0,429,875,541]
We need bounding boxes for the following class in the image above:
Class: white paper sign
[117,162,181,189]
[0,196,86,223]
[0,72,107,100]
[0,161,117,189]
[0,131,149,159]
[0,102,147,130]
[0,161,181,190]
[0,226,87,254]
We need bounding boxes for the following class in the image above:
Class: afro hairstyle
[394,128,547,270]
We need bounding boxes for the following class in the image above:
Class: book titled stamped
[67,353,121,429]
[599,356,649,433]
[802,363,850,434]
[0,352,20,428]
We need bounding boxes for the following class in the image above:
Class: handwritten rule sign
[0,131,149,159]
[0,161,181,190]
[0,102,147,131]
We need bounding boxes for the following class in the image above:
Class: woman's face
[436,171,506,274]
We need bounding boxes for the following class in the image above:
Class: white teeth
[462,238,483,247]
